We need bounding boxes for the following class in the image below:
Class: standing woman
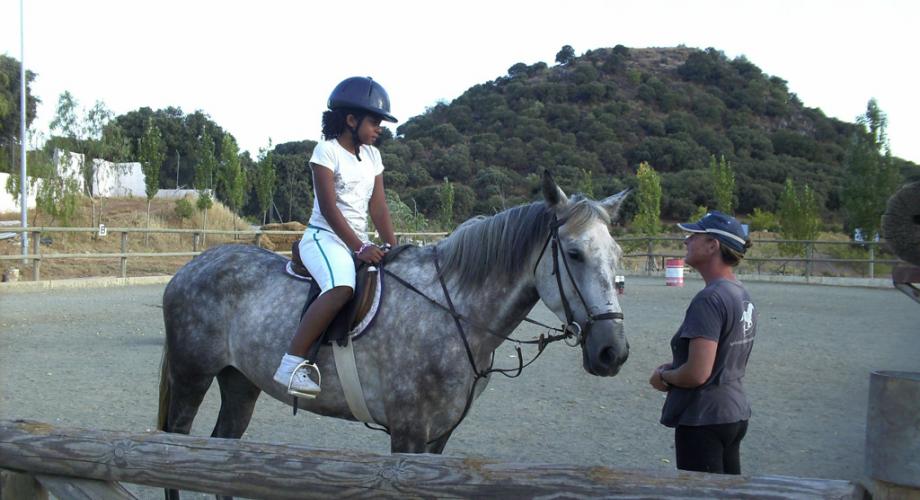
[273,76,399,398]
[649,211,757,474]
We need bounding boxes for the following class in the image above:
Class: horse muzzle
[582,318,629,377]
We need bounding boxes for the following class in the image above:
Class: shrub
[174,198,193,220]
[750,208,779,232]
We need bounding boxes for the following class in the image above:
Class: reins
[383,213,624,445]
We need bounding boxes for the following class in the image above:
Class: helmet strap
[347,113,365,162]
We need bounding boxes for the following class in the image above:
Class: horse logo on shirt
[741,302,755,335]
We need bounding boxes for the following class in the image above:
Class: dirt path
[2,277,918,498]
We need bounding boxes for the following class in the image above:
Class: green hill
[362,45,917,226]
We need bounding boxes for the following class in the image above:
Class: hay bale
[255,233,275,251]
[262,222,307,232]
[260,222,305,253]
[882,182,920,266]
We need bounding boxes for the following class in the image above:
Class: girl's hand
[356,243,384,264]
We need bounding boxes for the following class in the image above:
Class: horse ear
[600,189,630,221]
[542,170,568,207]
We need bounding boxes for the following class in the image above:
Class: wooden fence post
[193,232,200,253]
[868,244,875,279]
[805,241,814,279]
[31,231,40,281]
[120,232,128,279]
[646,238,654,275]
[0,470,49,500]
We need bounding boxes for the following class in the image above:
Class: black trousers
[675,420,748,474]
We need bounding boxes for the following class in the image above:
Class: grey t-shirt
[660,278,757,427]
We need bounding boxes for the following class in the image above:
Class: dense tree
[842,99,901,239]
[439,177,454,229]
[710,154,735,214]
[0,55,40,165]
[633,162,662,235]
[778,178,820,256]
[113,107,226,190]
[138,118,165,244]
[555,45,576,65]
[271,140,315,223]
[254,143,276,225]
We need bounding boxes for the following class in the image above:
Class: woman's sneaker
[273,355,321,398]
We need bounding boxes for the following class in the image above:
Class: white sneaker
[273,358,321,398]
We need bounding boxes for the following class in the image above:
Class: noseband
[533,214,624,346]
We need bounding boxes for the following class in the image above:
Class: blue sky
[2,0,918,163]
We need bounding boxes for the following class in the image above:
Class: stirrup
[288,360,322,399]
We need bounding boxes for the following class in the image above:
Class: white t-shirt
[307,138,384,242]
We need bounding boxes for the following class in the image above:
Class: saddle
[288,240,411,347]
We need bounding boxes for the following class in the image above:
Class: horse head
[534,171,630,377]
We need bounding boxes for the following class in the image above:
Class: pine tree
[710,154,735,214]
[633,161,661,235]
[778,178,820,256]
[138,118,165,244]
[842,99,901,239]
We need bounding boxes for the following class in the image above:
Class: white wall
[154,189,208,200]
[94,159,146,197]
[1,150,186,217]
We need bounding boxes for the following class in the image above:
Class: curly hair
[321,108,366,140]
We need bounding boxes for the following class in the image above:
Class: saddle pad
[285,261,313,281]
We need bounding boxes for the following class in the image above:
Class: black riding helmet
[327,76,398,123]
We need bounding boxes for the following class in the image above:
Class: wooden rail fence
[0,419,862,499]
[0,227,901,281]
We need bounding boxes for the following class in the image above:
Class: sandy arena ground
[1,276,918,498]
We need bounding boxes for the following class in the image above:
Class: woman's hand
[356,243,385,264]
[649,363,671,392]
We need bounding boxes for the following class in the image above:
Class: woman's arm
[368,174,397,247]
[660,338,717,388]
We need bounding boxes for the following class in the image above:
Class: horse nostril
[599,346,616,365]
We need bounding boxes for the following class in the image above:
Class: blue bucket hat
[678,211,749,254]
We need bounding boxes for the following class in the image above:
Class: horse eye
[567,249,583,262]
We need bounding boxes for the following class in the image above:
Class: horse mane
[437,195,610,288]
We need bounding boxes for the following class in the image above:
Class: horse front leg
[389,425,429,453]
[424,429,453,454]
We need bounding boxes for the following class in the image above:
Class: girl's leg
[288,286,353,356]
[276,230,356,397]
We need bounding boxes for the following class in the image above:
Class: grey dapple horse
[157,173,629,496]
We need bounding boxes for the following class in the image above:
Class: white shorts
[299,226,356,294]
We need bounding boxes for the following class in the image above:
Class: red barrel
[665,258,684,287]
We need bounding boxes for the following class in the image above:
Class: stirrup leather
[288,360,322,399]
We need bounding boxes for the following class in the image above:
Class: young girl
[273,76,399,398]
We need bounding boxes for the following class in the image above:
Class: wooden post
[868,244,875,279]
[805,241,814,279]
[120,232,128,279]
[31,231,40,281]
[0,470,48,500]
[865,371,920,498]
[193,232,200,253]
[646,238,654,275]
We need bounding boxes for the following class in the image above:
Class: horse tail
[156,340,170,432]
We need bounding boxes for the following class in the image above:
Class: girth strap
[332,337,377,424]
